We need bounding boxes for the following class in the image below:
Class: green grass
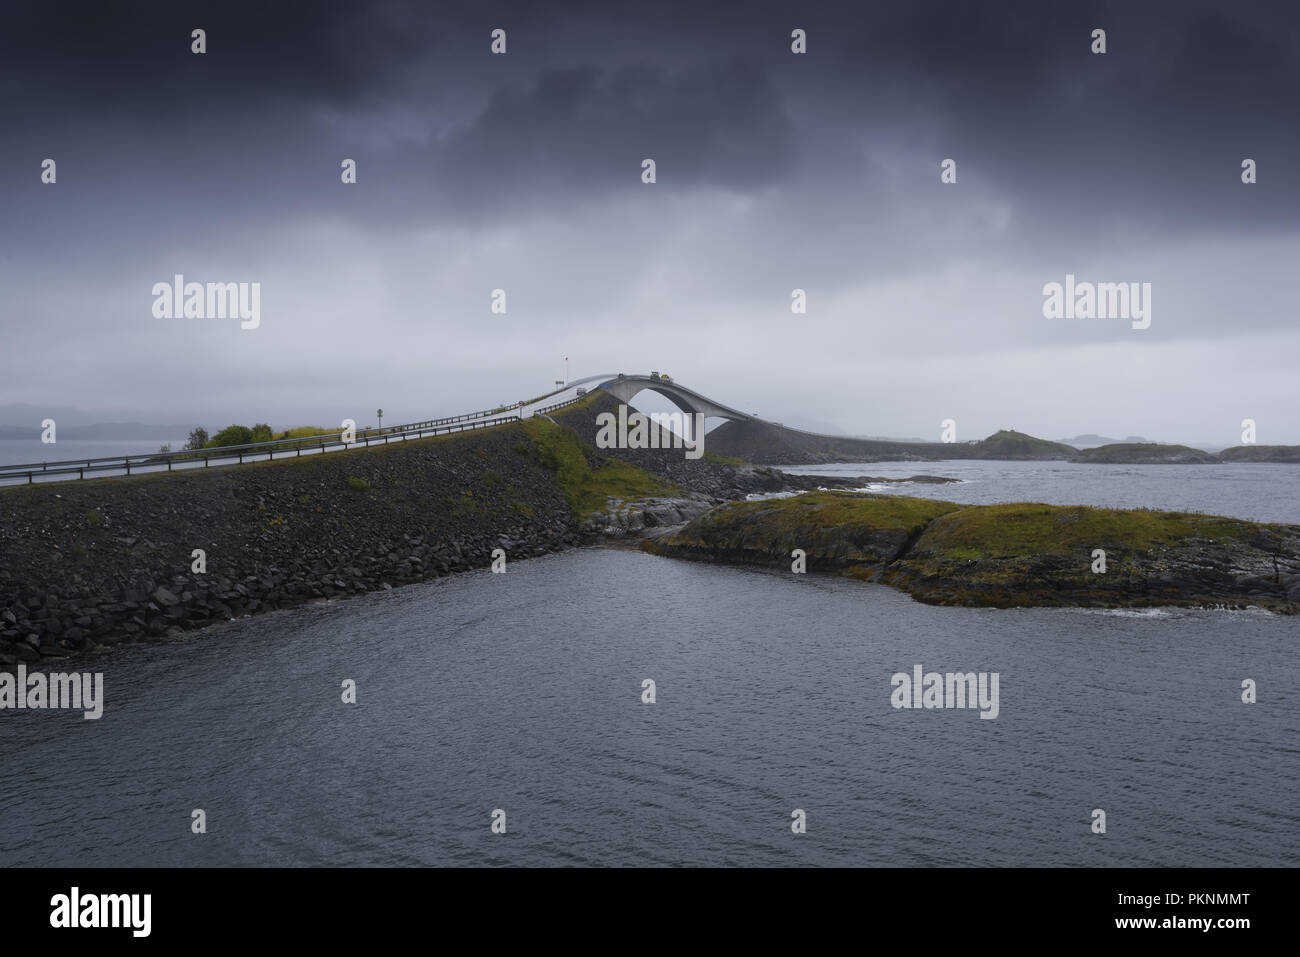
[703,450,746,466]
[652,491,1297,612]
[917,502,1254,558]
[668,492,1264,563]
[521,416,677,515]
[276,426,338,440]
[446,489,488,518]
[1216,445,1300,462]
[975,430,1076,457]
[687,490,957,538]
[655,490,960,569]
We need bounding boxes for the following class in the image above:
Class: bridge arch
[597,374,753,444]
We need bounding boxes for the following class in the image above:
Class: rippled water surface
[3,546,1297,867]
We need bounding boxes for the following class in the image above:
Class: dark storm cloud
[2,0,1298,440]
[437,60,798,204]
[3,0,1297,230]
[4,0,1298,270]
[0,1,801,232]
[0,0,437,115]
[801,0,1300,235]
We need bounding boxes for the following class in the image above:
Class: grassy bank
[646,491,1300,613]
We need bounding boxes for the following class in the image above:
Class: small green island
[1068,442,1300,464]
[643,491,1300,614]
[1070,443,1220,464]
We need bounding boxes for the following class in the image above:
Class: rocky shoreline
[0,422,581,665]
[15,386,1284,669]
[644,491,1300,614]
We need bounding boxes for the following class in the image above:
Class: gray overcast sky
[2,0,1298,444]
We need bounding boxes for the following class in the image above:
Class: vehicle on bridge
[576,387,587,396]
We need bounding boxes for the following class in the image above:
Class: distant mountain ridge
[1056,433,1151,448]
[1072,443,1220,464]
[1072,443,1300,464]
[705,421,1078,464]
[704,418,1300,466]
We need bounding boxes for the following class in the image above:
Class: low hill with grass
[644,491,1300,613]
[970,430,1077,459]
[1217,445,1300,463]
[1071,443,1219,464]
[703,420,1076,465]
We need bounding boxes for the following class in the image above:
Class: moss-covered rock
[645,491,958,570]
[645,491,1300,613]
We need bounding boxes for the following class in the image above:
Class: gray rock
[152,586,181,607]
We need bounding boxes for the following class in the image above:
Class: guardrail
[391,381,592,433]
[395,406,515,431]
[0,415,522,485]
[530,395,588,417]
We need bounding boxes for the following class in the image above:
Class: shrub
[207,425,254,449]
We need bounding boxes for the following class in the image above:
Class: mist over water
[0,439,189,466]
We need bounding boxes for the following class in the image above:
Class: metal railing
[391,381,593,433]
[531,395,588,417]
[395,406,515,431]
[0,414,522,485]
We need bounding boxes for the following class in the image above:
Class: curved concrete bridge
[597,374,753,424]
[0,372,758,485]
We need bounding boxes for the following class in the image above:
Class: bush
[347,476,369,491]
[184,427,209,451]
[207,425,254,449]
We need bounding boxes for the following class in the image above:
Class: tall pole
[564,356,569,384]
